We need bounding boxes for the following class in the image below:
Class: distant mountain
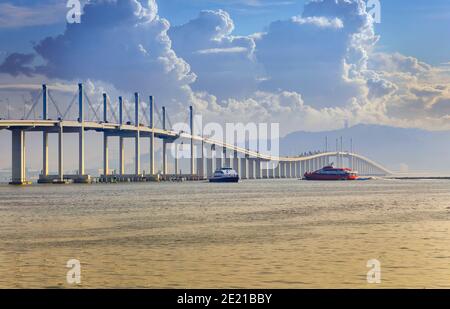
[280,124,450,174]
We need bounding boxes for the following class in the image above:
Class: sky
[0,0,449,133]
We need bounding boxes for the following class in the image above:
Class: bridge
[0,83,391,184]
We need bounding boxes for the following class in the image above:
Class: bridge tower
[190,106,195,176]
[149,96,155,175]
[134,92,141,177]
[103,93,109,178]
[78,83,85,179]
[42,84,48,177]
[119,96,125,176]
[162,106,167,175]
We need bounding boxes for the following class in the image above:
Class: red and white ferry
[304,165,358,181]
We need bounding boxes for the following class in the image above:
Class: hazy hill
[280,124,450,174]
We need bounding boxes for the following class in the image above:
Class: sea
[0,179,449,288]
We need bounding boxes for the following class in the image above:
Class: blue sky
[0,0,449,134]
[0,0,449,172]
[0,0,449,65]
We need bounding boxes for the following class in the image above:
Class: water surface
[0,179,449,288]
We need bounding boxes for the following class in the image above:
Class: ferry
[303,165,358,181]
[209,167,240,183]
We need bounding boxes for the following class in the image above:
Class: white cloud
[1,0,450,135]
[169,9,260,100]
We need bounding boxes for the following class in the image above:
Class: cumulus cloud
[4,0,197,108]
[0,53,35,77]
[256,0,378,108]
[1,0,450,134]
[169,10,260,99]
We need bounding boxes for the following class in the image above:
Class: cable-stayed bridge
[0,84,391,184]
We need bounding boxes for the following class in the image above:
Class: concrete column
[199,142,205,178]
[248,159,255,179]
[119,137,125,175]
[233,156,240,175]
[134,93,141,176]
[11,130,26,184]
[103,93,109,176]
[189,106,195,176]
[197,157,204,178]
[149,96,155,175]
[78,83,85,176]
[174,144,178,175]
[280,162,285,178]
[118,97,125,176]
[103,134,109,176]
[207,158,214,178]
[240,158,248,179]
[210,146,216,176]
[216,148,223,170]
[274,162,280,178]
[135,132,141,175]
[42,84,48,177]
[162,141,167,175]
[291,162,296,178]
[261,161,268,179]
[268,162,275,178]
[224,157,232,169]
[255,160,262,179]
[58,125,64,182]
[42,132,48,176]
[162,106,167,175]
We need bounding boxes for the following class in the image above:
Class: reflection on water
[0,179,450,288]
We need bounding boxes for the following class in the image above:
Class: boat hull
[303,174,358,181]
[209,177,240,183]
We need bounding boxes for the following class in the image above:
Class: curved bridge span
[0,119,391,184]
[0,84,391,184]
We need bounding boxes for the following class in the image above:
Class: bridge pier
[42,132,49,177]
[233,156,240,176]
[58,124,65,183]
[256,160,263,179]
[77,83,86,182]
[190,106,195,176]
[41,84,49,178]
[279,162,284,178]
[274,162,280,178]
[10,129,29,185]
[268,162,275,179]
[248,159,255,179]
[103,135,109,176]
[101,93,109,178]
[134,93,141,177]
[206,158,213,178]
[240,158,248,179]
[290,162,295,178]
[149,96,155,175]
[118,97,125,176]
[197,157,205,178]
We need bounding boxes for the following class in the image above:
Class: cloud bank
[0,0,449,134]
